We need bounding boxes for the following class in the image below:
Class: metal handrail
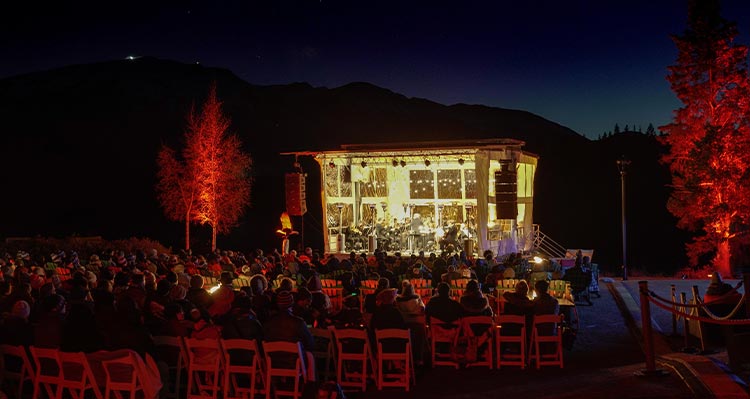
[530,224,567,259]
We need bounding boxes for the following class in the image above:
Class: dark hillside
[0,57,685,273]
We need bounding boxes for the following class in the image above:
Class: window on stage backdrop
[326,203,353,230]
[464,169,477,199]
[437,169,461,199]
[410,170,434,199]
[360,167,388,197]
[325,165,352,197]
[441,205,464,224]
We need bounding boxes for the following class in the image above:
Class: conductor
[409,213,424,252]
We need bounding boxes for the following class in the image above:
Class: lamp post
[617,156,631,281]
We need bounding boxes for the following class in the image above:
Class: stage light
[400,160,406,167]
[361,161,367,168]
[424,159,431,167]
[392,159,398,167]
[458,158,465,165]
[329,161,335,168]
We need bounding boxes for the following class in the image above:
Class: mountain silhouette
[0,57,687,274]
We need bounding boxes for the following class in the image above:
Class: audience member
[425,282,462,324]
[460,279,493,317]
[0,300,33,346]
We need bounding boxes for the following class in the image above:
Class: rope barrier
[644,294,750,325]
[694,293,748,320]
[646,280,744,308]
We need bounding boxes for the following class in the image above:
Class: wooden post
[681,292,690,349]
[639,281,656,373]
[671,284,677,335]
[691,285,705,353]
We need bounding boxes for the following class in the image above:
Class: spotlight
[361,161,367,168]
[400,160,406,167]
[458,158,465,165]
[329,161,335,168]
[424,159,431,167]
[392,159,398,167]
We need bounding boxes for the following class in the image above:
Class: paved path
[351,278,750,398]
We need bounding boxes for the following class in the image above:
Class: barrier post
[671,284,677,335]
[636,281,669,377]
[639,281,656,372]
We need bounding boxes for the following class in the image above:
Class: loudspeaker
[285,173,307,216]
[495,166,517,219]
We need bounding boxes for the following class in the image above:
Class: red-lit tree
[188,84,253,251]
[660,0,750,276]
[156,145,198,250]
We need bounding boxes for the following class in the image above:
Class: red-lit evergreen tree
[156,145,198,250]
[660,0,750,276]
[188,84,253,251]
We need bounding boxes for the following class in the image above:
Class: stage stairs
[529,224,568,259]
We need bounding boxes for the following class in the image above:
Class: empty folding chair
[57,351,103,399]
[427,318,459,369]
[29,346,62,399]
[262,341,307,399]
[332,328,375,392]
[152,335,188,399]
[310,328,336,381]
[374,328,414,392]
[495,314,527,369]
[529,313,564,369]
[220,338,265,399]
[102,352,144,399]
[184,338,222,399]
[0,344,35,399]
[456,316,494,369]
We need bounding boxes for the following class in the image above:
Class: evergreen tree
[614,123,620,134]
[646,123,656,136]
[659,0,750,276]
[624,124,629,132]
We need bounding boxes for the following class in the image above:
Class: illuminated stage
[285,139,538,257]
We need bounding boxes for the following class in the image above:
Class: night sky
[3,0,750,139]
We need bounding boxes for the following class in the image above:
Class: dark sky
[2,0,749,139]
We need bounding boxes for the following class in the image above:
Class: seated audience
[222,295,262,345]
[0,300,33,346]
[460,279,493,317]
[263,290,315,371]
[425,282,462,324]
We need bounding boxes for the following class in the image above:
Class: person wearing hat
[208,271,236,318]
[369,287,407,352]
[701,272,742,345]
[703,272,741,305]
[291,287,315,326]
[306,274,332,326]
[0,299,33,346]
[262,290,315,374]
[328,293,364,329]
[187,275,214,313]
[222,295,263,342]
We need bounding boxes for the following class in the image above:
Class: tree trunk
[715,239,731,277]
[184,213,190,250]
[211,225,217,252]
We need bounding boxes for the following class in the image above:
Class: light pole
[617,156,631,281]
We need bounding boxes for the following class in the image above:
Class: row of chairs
[152,329,416,399]
[311,327,415,392]
[154,335,308,399]
[0,344,148,399]
[428,314,565,370]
